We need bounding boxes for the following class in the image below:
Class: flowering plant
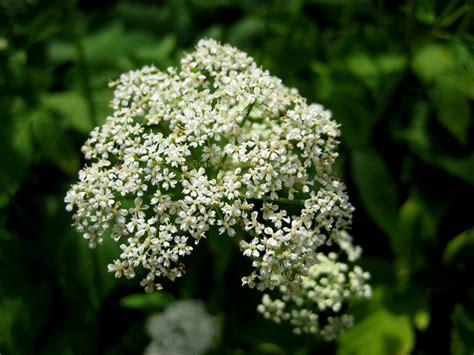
[145,299,217,355]
[65,38,371,338]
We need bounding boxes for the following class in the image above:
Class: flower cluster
[65,38,370,338]
[145,300,217,355]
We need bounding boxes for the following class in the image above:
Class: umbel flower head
[65,38,371,339]
[145,299,217,355]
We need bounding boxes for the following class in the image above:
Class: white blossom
[145,300,217,355]
[65,38,371,339]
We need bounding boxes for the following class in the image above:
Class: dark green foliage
[0,0,472,353]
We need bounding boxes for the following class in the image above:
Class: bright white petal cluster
[145,300,217,355]
[65,38,370,338]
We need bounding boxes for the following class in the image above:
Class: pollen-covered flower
[65,38,370,338]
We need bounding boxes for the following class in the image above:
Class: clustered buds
[65,38,371,338]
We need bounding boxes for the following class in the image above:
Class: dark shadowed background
[0,0,473,354]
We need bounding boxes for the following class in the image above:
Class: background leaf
[120,293,174,311]
[338,308,415,355]
[443,227,474,271]
[351,149,398,236]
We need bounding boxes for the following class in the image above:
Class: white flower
[240,237,265,257]
[145,300,217,355]
[65,38,370,339]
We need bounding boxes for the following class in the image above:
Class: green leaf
[82,22,156,68]
[438,153,474,186]
[32,110,79,176]
[0,297,28,353]
[443,227,474,271]
[0,99,35,208]
[120,292,174,311]
[351,149,398,235]
[413,0,436,25]
[82,22,126,64]
[227,16,265,47]
[451,303,474,355]
[328,82,376,148]
[448,41,474,100]
[133,35,177,67]
[411,44,455,82]
[42,92,92,134]
[338,308,414,355]
[430,80,470,145]
[256,342,286,354]
[375,54,407,74]
[57,232,115,311]
[347,53,379,90]
[48,40,76,63]
[390,192,438,282]
[10,101,35,162]
[394,100,474,185]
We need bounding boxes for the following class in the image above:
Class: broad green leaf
[347,53,379,90]
[438,153,474,186]
[0,297,27,352]
[413,0,436,25]
[227,16,265,47]
[48,40,76,63]
[133,35,177,67]
[57,231,116,311]
[256,342,286,354]
[351,149,398,235]
[392,101,431,160]
[42,92,92,134]
[443,227,474,270]
[376,54,407,74]
[430,80,470,145]
[0,99,35,207]
[329,83,376,148]
[120,292,174,310]
[32,110,79,176]
[338,308,414,355]
[393,194,437,282]
[10,101,35,162]
[82,22,154,67]
[451,303,474,355]
[394,100,474,185]
[82,22,125,64]
[448,41,474,99]
[411,44,454,82]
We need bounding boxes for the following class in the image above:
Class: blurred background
[0,0,473,354]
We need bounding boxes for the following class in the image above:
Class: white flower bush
[65,38,371,339]
[145,300,217,355]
